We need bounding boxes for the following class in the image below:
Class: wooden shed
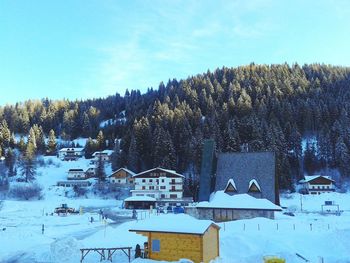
[129,216,220,263]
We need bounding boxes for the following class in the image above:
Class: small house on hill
[92,150,114,161]
[58,147,84,161]
[109,167,135,184]
[57,180,91,187]
[299,175,335,194]
[67,168,86,180]
[186,191,282,222]
[129,215,220,263]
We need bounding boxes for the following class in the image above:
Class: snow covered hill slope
[1,156,350,263]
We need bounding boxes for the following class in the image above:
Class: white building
[130,167,191,206]
[92,150,114,161]
[58,148,85,160]
[67,168,86,180]
[299,175,335,194]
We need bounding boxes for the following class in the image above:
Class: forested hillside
[1,63,350,189]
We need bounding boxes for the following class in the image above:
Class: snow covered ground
[1,157,350,263]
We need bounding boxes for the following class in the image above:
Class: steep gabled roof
[59,147,84,152]
[224,179,237,193]
[129,214,219,235]
[248,179,261,192]
[109,167,136,177]
[215,151,277,204]
[92,150,114,156]
[299,175,335,183]
[196,191,282,211]
[133,167,184,178]
[68,168,84,172]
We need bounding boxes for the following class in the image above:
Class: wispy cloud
[88,0,278,95]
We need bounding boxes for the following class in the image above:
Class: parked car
[173,206,184,214]
[157,206,165,213]
[166,206,173,213]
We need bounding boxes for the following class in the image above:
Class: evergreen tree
[20,141,37,182]
[47,129,57,155]
[127,133,139,172]
[96,154,106,182]
[335,136,350,177]
[111,139,121,171]
[84,137,98,159]
[97,130,105,150]
[5,148,16,177]
[18,136,26,152]
[152,126,176,169]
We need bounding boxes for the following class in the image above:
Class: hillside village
[2,0,350,261]
[0,134,350,263]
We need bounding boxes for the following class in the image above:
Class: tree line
[1,63,350,189]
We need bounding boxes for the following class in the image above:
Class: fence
[220,221,338,233]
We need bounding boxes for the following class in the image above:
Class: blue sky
[1,0,350,105]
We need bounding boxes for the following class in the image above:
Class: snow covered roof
[68,168,84,172]
[248,179,261,191]
[129,214,219,235]
[215,151,277,204]
[299,175,335,183]
[196,191,282,211]
[225,179,237,191]
[109,167,136,177]
[59,147,85,152]
[133,167,184,178]
[124,196,156,202]
[92,150,114,156]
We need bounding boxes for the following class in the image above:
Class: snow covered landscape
[2,1,350,262]
[0,156,350,263]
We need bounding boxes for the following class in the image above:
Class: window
[142,179,146,183]
[161,194,166,198]
[149,186,155,190]
[160,186,166,189]
[142,186,146,190]
[149,179,153,182]
[170,194,177,198]
[161,179,165,183]
[152,239,160,252]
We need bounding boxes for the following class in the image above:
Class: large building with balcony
[129,167,191,207]
[299,175,335,194]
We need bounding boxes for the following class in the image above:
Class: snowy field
[1,158,350,263]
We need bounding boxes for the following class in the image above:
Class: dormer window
[248,179,261,193]
[224,179,237,193]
